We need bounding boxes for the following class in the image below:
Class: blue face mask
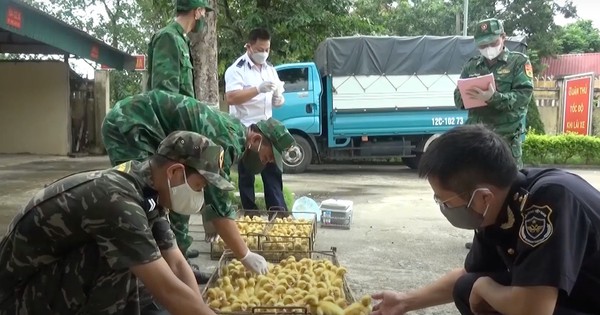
[437,189,489,230]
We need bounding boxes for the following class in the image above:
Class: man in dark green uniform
[454,18,534,168]
[146,0,212,97]
[454,18,534,250]
[147,0,213,261]
[101,89,295,283]
[0,131,231,315]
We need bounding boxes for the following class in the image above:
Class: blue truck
[273,35,527,173]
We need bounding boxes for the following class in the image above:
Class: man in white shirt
[224,28,288,214]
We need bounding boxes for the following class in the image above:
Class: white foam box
[319,199,353,229]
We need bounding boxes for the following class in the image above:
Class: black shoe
[186,249,200,259]
[194,270,212,285]
[465,242,472,249]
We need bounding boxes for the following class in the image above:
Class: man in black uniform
[370,124,600,315]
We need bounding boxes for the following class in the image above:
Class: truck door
[273,65,320,134]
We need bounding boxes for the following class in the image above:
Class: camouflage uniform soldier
[454,18,534,250]
[0,131,233,315]
[101,89,295,283]
[454,18,534,168]
[146,0,212,97]
[146,0,213,261]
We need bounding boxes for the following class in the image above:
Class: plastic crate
[202,247,356,315]
[209,209,273,260]
[259,212,317,261]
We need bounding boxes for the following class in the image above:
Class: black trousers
[238,161,287,212]
[453,272,594,315]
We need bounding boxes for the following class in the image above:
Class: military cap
[156,131,234,191]
[176,0,213,12]
[255,118,296,171]
[474,18,504,46]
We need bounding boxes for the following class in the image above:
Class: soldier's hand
[240,250,269,274]
[467,82,495,102]
[256,81,276,93]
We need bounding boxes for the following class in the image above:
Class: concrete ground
[3,155,600,314]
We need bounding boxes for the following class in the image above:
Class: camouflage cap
[474,18,504,46]
[156,131,234,191]
[176,0,213,12]
[255,118,295,171]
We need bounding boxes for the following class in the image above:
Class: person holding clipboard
[454,18,534,249]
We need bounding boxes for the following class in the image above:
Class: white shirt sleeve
[224,66,245,93]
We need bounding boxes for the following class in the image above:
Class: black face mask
[437,189,489,230]
[241,138,265,175]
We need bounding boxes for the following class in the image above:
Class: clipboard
[457,73,495,109]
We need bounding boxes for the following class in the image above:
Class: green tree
[557,20,600,53]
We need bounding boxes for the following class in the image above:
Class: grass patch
[228,171,295,210]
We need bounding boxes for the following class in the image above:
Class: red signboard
[100,55,146,71]
[562,75,594,135]
[90,45,99,60]
[6,6,22,29]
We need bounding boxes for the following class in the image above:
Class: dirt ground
[2,155,600,314]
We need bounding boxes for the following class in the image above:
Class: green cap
[176,0,213,12]
[256,118,295,171]
[474,18,504,46]
[156,131,234,191]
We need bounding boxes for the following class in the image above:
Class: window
[277,67,309,93]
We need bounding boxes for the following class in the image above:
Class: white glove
[466,82,496,102]
[240,250,269,274]
[272,94,285,107]
[256,81,276,94]
[203,215,219,243]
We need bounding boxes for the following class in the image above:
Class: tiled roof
[540,53,600,77]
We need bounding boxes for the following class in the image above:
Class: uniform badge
[519,205,553,247]
[497,68,510,74]
[525,63,533,78]
[481,23,488,31]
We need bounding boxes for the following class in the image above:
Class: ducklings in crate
[205,256,372,315]
[261,216,314,260]
[212,215,268,253]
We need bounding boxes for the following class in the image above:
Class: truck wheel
[402,156,420,170]
[282,135,312,174]
[402,134,441,170]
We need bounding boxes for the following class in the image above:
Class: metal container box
[320,199,353,229]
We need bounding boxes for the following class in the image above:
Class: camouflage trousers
[0,243,140,315]
[101,123,194,256]
[504,135,524,169]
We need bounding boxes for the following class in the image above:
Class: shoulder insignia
[519,205,553,247]
[114,161,131,173]
[236,59,245,68]
[144,198,157,213]
[525,63,533,78]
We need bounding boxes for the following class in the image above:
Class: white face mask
[251,52,269,64]
[479,44,503,60]
[168,169,205,215]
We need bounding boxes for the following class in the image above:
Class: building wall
[0,61,70,154]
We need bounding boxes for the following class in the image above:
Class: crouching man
[0,131,233,315]
[371,124,600,315]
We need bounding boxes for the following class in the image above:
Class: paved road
[3,155,600,314]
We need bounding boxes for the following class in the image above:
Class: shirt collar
[170,20,188,41]
[488,171,529,231]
